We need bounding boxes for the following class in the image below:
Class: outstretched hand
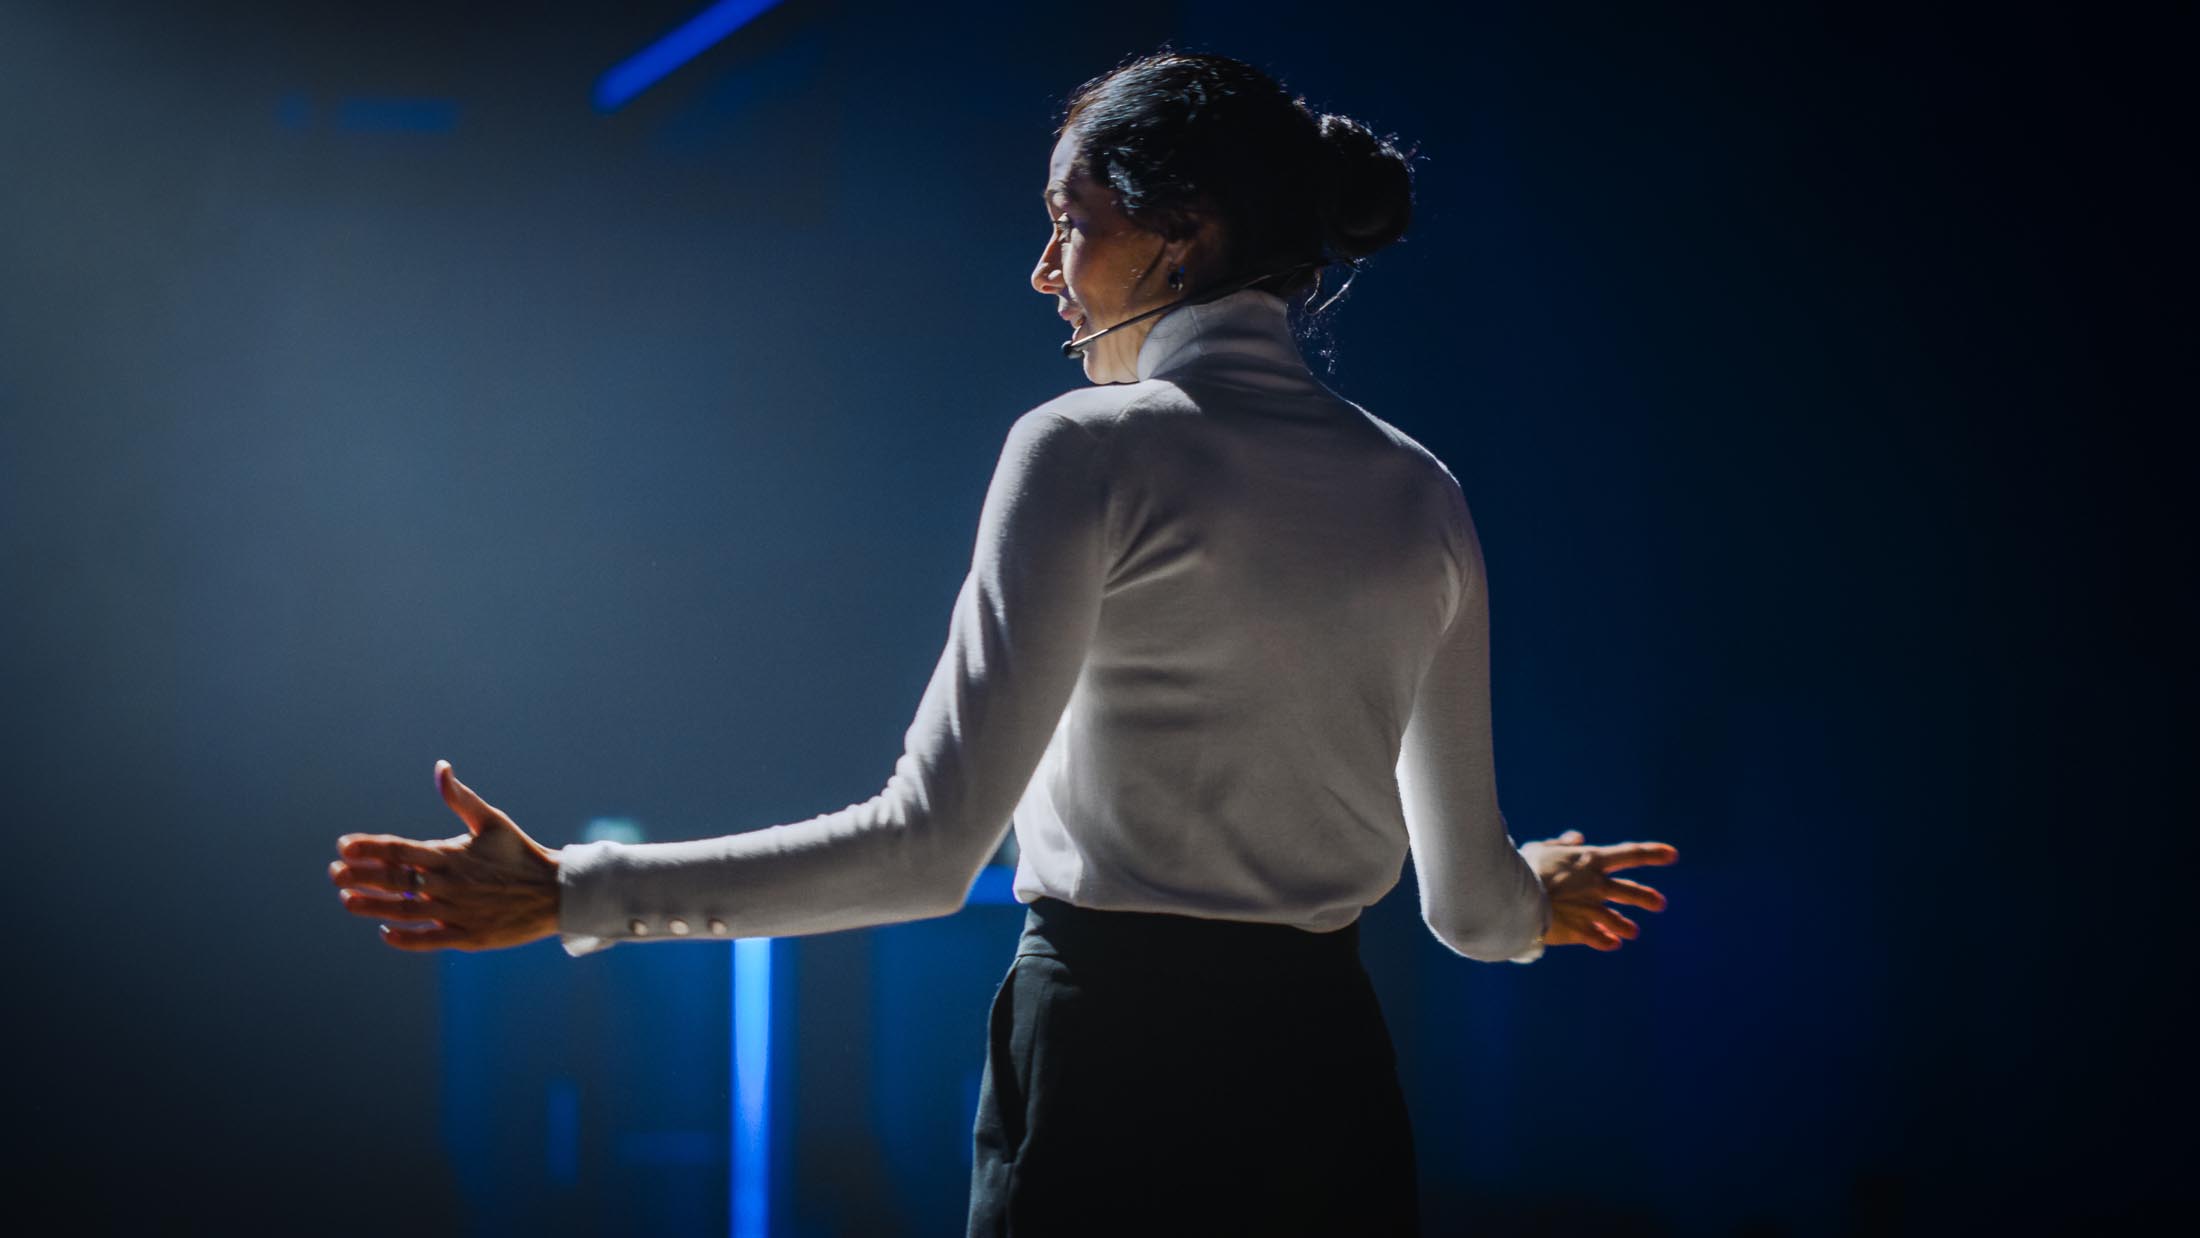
[329,760,562,952]
[1519,829,1678,952]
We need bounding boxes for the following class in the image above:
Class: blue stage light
[594,0,788,112]
[731,937,773,1238]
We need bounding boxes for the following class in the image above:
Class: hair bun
[1063,51,1417,330]
[1314,112,1413,261]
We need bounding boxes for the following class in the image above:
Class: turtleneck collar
[1133,287,1311,383]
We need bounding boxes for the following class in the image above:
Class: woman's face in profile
[1032,126,1191,385]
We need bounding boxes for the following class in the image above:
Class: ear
[1168,213,1224,277]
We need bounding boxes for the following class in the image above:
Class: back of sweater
[555,288,1549,963]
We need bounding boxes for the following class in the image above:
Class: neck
[1070,263,1315,362]
[1133,282,1311,384]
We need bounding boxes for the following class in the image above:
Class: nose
[1032,230,1064,297]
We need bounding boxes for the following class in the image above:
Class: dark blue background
[0,1,2182,1233]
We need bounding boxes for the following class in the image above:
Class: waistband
[1014,896,1362,977]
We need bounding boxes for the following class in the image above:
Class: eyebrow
[1042,182,1076,211]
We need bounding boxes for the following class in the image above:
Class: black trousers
[967,897,1419,1237]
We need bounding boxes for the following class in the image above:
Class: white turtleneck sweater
[556,288,1550,963]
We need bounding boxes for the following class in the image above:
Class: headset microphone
[1061,260,1327,360]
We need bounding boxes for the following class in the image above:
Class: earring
[1168,264,1186,291]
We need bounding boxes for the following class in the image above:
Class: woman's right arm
[1396,474,1678,961]
[1394,482,1552,963]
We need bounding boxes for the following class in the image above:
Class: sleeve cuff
[552,837,760,952]
[556,840,625,955]
[1507,888,1552,964]
[560,932,613,958]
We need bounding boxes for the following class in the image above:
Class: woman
[330,49,1678,1236]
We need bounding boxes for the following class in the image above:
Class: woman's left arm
[332,404,1110,953]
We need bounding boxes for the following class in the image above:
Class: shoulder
[1347,399,1462,491]
[1018,379,1193,440]
[984,385,1161,495]
[1003,380,1202,476]
[1339,400,1483,569]
[1321,397,1471,531]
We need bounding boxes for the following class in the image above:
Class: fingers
[1588,904,1640,941]
[337,834,452,870]
[1551,887,1654,951]
[436,759,502,836]
[1551,907,1622,951]
[380,923,472,952]
[1560,902,1638,944]
[1592,841,1680,872]
[338,888,448,922]
[328,858,435,895]
[1575,920,1623,951]
[1556,830,1584,844]
[1601,876,1669,912]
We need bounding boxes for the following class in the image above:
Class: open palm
[329,760,563,952]
[1519,829,1679,951]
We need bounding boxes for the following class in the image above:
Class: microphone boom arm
[1061,260,1326,359]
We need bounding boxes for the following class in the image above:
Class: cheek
[1061,239,1107,301]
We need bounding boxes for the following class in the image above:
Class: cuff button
[629,918,650,936]
[708,918,730,936]
[668,918,691,936]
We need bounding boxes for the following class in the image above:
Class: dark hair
[1058,47,1417,349]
